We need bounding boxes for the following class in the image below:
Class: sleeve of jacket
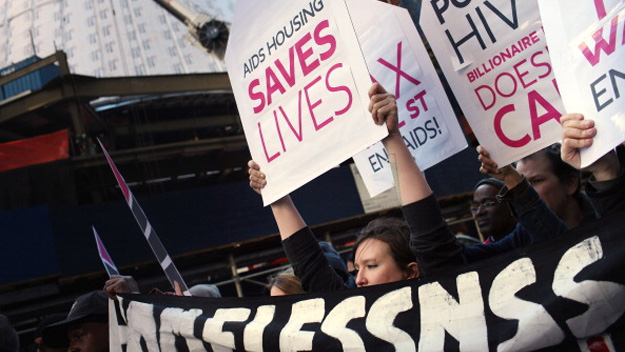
[499,177,568,243]
[282,227,347,293]
[402,194,465,277]
[586,145,625,216]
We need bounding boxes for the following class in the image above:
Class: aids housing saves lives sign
[225,0,386,205]
[538,0,625,167]
[110,209,625,351]
[420,0,565,167]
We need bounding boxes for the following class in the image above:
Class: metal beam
[73,73,232,98]
[0,72,232,123]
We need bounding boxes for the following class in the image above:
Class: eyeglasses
[470,200,498,213]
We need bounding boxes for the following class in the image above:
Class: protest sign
[93,226,120,277]
[349,0,467,198]
[225,0,387,205]
[537,0,625,167]
[110,209,625,351]
[420,0,565,167]
[98,140,190,296]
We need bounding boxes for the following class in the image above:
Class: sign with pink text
[420,0,566,167]
[348,0,467,197]
[225,0,387,205]
[538,0,625,167]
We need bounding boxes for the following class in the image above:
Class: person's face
[67,322,109,352]
[516,154,575,219]
[354,238,415,287]
[471,184,516,239]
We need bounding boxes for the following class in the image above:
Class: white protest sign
[348,0,467,198]
[420,0,565,167]
[538,0,625,167]
[225,0,387,205]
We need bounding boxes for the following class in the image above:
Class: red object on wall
[0,129,70,172]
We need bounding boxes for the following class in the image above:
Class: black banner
[111,209,625,351]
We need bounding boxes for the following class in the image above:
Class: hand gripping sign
[420,0,566,167]
[348,0,467,198]
[538,0,625,167]
[225,0,387,206]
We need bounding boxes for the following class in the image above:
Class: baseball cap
[42,291,109,348]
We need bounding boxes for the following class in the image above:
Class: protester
[515,144,591,227]
[0,314,19,352]
[471,178,517,242]
[267,267,305,296]
[42,291,109,352]
[33,313,66,352]
[249,83,423,292]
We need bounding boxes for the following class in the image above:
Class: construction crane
[153,0,230,60]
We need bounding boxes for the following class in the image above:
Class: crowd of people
[2,19,624,352]
[1,81,622,351]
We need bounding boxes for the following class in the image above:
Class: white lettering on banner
[112,234,625,351]
[418,272,488,351]
[126,301,159,351]
[489,258,564,351]
[553,236,625,338]
[320,296,366,350]
[366,287,415,351]
[280,298,325,352]
[159,308,204,351]
[243,305,276,352]
[202,308,251,352]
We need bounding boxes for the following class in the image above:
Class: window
[87,16,96,27]
[163,30,172,40]
[134,64,145,75]
[108,59,117,71]
[127,30,136,41]
[99,9,108,20]
[102,25,111,36]
[90,50,100,61]
[137,23,146,34]
[146,55,156,68]
[142,39,150,50]
[184,54,193,65]
[88,33,97,44]
[131,47,140,58]
[105,42,114,53]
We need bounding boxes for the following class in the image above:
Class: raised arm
[368,83,463,275]
[249,160,306,238]
[368,83,432,204]
[247,160,345,293]
[560,113,624,215]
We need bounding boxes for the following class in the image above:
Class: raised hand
[368,83,399,135]
[248,160,266,195]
